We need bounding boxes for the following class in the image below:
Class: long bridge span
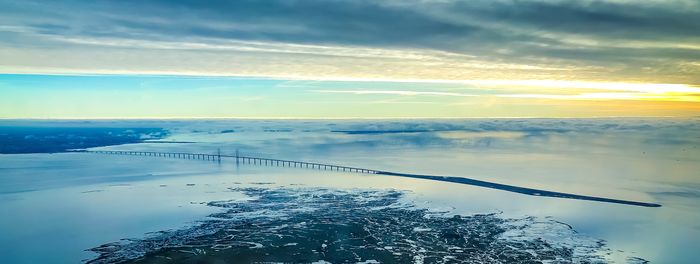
[87,150,380,174]
[84,150,661,208]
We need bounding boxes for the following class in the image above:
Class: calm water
[1,119,699,263]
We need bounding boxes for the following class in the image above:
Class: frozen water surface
[1,119,699,263]
[89,187,616,264]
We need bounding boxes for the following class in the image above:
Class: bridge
[84,150,661,208]
[87,150,380,174]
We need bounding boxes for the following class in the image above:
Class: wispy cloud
[309,90,478,97]
[464,80,700,94]
[1,1,698,118]
[498,92,700,102]
[0,0,698,84]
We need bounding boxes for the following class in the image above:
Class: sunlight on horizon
[1,74,699,119]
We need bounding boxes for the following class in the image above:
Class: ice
[86,187,644,263]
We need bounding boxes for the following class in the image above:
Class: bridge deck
[83,150,661,208]
[87,150,380,174]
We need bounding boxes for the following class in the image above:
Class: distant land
[0,126,167,154]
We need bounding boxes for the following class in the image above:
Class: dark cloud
[2,0,477,47]
[4,1,696,45]
[450,1,700,40]
[0,0,698,82]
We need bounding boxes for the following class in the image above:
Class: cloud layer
[1,0,699,84]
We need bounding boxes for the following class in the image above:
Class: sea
[0,118,698,263]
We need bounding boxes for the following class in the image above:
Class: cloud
[459,80,700,93]
[0,0,698,86]
[498,92,700,102]
[305,80,700,103]
[310,90,478,97]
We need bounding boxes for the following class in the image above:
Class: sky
[1,0,699,118]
